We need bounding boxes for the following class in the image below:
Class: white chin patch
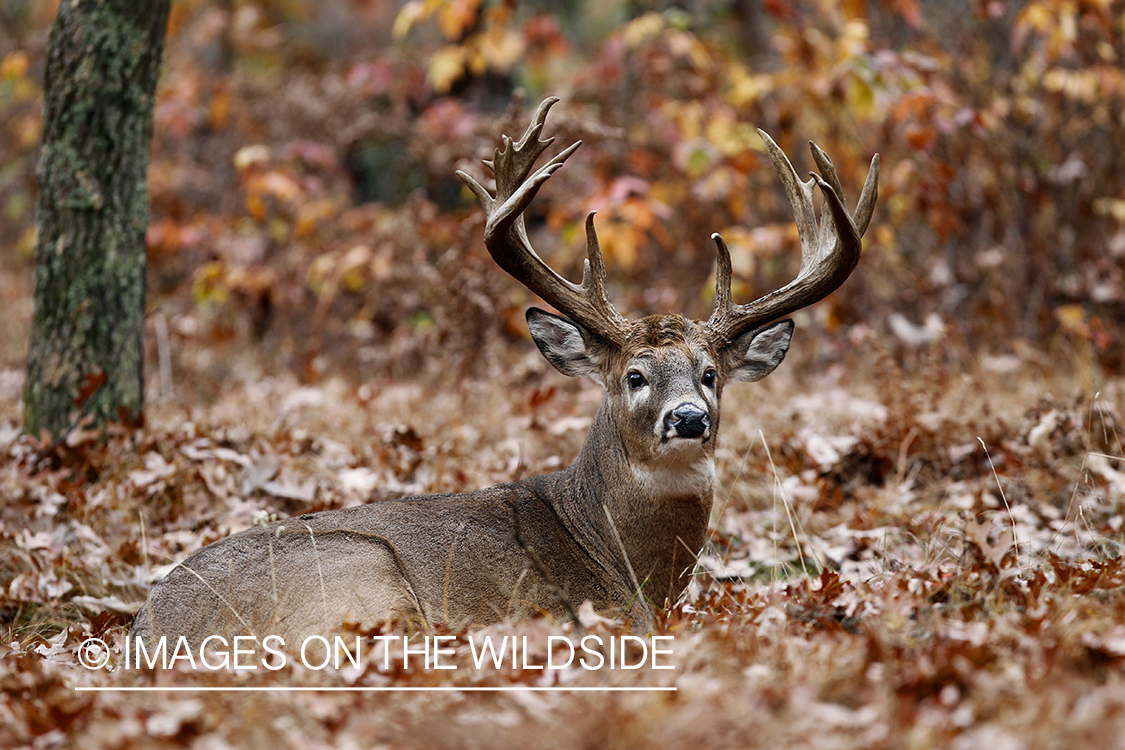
[660,432,708,449]
[661,427,711,442]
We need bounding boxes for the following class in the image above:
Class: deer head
[457,98,878,506]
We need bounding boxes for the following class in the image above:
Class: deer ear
[722,319,794,383]
[527,308,606,384]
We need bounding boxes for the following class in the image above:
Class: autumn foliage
[2,1,1125,748]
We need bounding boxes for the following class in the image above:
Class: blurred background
[1,0,1122,402]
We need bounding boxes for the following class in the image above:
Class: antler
[707,131,879,346]
[457,97,632,346]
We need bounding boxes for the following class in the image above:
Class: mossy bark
[24,0,171,437]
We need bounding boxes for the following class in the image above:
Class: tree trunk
[24,0,171,438]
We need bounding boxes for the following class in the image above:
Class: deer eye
[701,369,717,388]
[626,371,647,390]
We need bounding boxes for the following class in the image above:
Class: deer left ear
[722,319,794,383]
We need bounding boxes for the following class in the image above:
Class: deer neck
[557,397,715,609]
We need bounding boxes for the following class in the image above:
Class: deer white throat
[630,454,716,501]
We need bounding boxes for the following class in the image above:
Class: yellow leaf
[192,261,230,305]
[726,64,773,107]
[1094,198,1125,222]
[267,217,289,243]
[294,200,338,240]
[392,1,425,41]
[208,84,230,131]
[596,221,638,270]
[847,74,876,119]
[234,145,270,172]
[437,0,482,41]
[875,222,895,250]
[481,29,525,72]
[308,253,336,290]
[428,46,467,94]
[341,244,373,274]
[245,194,267,222]
[1055,304,1089,337]
[1,50,30,81]
[342,267,367,293]
[14,112,40,148]
[257,171,301,203]
[17,226,36,260]
[621,12,664,49]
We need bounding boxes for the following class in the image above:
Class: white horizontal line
[75,686,676,692]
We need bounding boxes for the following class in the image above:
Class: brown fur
[131,312,791,646]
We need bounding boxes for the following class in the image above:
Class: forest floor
[2,275,1124,749]
[4,1,1125,746]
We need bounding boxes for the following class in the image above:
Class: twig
[759,429,817,577]
[603,503,651,623]
[977,437,1022,565]
[154,311,172,403]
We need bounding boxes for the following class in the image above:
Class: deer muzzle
[664,402,712,441]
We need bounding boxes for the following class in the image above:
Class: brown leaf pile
[1,343,1124,749]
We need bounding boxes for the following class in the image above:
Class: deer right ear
[722,319,794,383]
[526,308,606,384]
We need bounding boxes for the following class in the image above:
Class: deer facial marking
[619,328,713,448]
[529,310,794,484]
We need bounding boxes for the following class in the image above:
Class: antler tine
[809,141,880,238]
[457,98,632,345]
[809,142,846,212]
[760,130,820,264]
[710,232,735,320]
[853,153,880,236]
[579,211,630,329]
[707,131,879,346]
[485,97,561,202]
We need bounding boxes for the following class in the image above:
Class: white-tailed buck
[132,99,878,645]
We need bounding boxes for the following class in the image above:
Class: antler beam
[707,132,879,346]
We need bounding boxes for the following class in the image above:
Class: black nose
[665,403,711,439]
